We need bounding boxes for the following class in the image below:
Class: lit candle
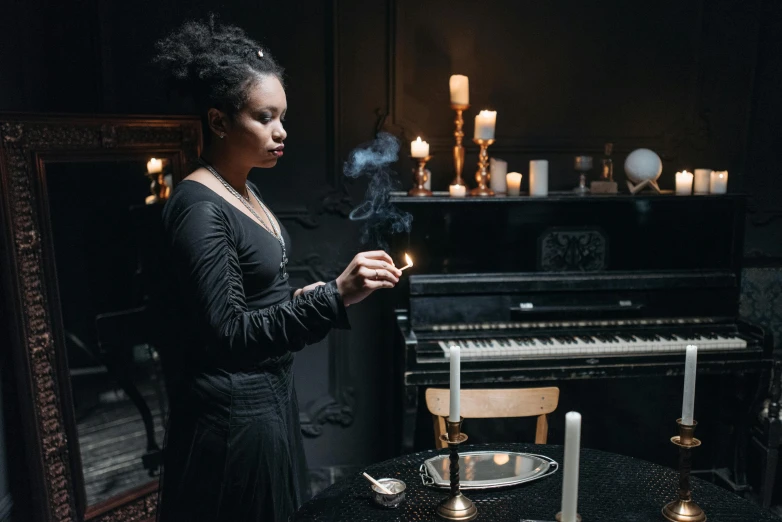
[710,170,728,194]
[529,160,549,197]
[474,110,497,140]
[693,169,711,194]
[449,345,461,422]
[411,137,429,158]
[449,75,469,105]
[561,412,582,522]
[449,184,466,197]
[682,345,698,425]
[490,157,508,194]
[147,158,163,174]
[506,172,523,196]
[675,170,694,195]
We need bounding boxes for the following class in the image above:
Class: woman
[153,16,401,521]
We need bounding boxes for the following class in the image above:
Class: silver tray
[419,451,558,490]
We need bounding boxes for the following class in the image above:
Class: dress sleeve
[167,200,350,359]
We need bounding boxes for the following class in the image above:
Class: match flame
[405,253,413,266]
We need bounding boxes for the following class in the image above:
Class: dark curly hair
[153,14,284,119]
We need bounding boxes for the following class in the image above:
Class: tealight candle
[710,170,728,194]
[449,184,466,197]
[411,137,429,158]
[506,172,522,196]
[449,75,469,105]
[675,170,693,195]
[147,158,163,174]
[474,110,497,140]
[529,160,549,197]
[693,169,711,194]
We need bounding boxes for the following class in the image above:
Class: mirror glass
[45,159,170,506]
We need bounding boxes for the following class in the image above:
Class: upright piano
[390,193,774,458]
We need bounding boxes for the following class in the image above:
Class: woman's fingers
[363,279,395,289]
[358,250,395,265]
[358,266,398,284]
[359,258,403,277]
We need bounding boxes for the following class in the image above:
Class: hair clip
[258,50,264,58]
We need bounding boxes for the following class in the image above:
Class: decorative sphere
[624,148,663,183]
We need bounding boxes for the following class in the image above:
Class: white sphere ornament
[624,148,663,183]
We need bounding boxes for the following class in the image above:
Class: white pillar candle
[682,345,698,425]
[561,411,582,522]
[529,160,549,197]
[147,158,163,174]
[449,75,469,105]
[449,184,466,197]
[411,137,429,158]
[693,169,711,194]
[490,157,508,194]
[474,110,497,140]
[449,345,461,422]
[710,170,728,194]
[675,170,694,195]
[506,172,523,196]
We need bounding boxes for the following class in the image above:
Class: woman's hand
[293,281,327,298]
[336,250,402,307]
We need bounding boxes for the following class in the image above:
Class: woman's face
[225,75,287,169]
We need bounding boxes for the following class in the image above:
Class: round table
[293,443,781,522]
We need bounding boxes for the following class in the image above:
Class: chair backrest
[425,387,560,449]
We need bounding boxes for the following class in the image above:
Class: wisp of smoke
[345,132,412,249]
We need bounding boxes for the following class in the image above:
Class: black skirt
[158,358,310,522]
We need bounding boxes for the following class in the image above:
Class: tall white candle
[474,110,497,140]
[449,345,461,422]
[561,411,582,522]
[147,158,163,174]
[449,75,469,105]
[675,170,693,195]
[506,172,522,196]
[693,169,711,194]
[490,157,508,194]
[529,160,549,197]
[682,345,698,425]
[411,137,429,158]
[710,170,728,194]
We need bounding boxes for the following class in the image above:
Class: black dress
[157,180,349,522]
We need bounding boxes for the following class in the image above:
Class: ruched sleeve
[166,200,350,360]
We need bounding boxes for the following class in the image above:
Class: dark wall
[2,0,781,509]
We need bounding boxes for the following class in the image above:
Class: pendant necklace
[199,158,288,280]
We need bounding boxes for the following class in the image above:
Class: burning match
[400,253,413,271]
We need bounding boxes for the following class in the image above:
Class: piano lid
[389,192,746,276]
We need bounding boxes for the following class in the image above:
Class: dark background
[1,0,781,518]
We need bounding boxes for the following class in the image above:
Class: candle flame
[719,173,724,178]
[415,136,422,143]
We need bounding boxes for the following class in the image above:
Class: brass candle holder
[450,103,469,188]
[662,419,706,522]
[436,418,477,521]
[471,138,495,196]
[555,513,582,522]
[408,155,433,196]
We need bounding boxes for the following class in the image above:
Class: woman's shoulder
[163,180,228,226]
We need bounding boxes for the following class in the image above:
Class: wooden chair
[425,387,560,449]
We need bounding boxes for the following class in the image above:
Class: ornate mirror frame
[0,114,201,522]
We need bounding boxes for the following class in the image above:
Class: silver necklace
[199,158,288,279]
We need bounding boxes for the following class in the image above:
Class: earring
[219,134,225,139]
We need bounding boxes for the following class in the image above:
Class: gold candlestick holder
[450,103,469,188]
[408,155,433,196]
[436,418,477,521]
[471,138,495,196]
[555,513,582,522]
[662,419,706,522]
